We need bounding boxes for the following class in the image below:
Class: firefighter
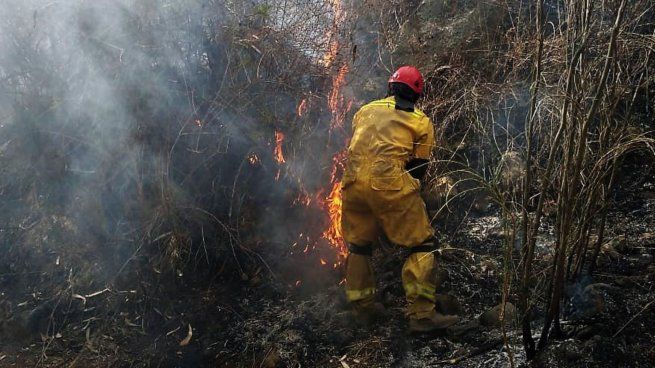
[341,66,459,332]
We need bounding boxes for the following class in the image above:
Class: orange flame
[297,99,308,117]
[320,149,349,262]
[328,64,350,129]
[248,153,260,165]
[274,130,286,164]
[282,0,351,269]
[322,0,346,68]
[321,180,347,258]
[293,191,313,207]
[319,0,352,266]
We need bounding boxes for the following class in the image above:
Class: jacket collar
[391,96,415,112]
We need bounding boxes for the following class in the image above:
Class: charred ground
[1,1,655,367]
[1,165,653,367]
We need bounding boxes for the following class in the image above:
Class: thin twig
[613,299,655,338]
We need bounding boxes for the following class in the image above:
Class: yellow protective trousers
[346,248,437,319]
[342,166,437,319]
[341,97,438,320]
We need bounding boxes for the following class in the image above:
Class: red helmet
[388,66,424,95]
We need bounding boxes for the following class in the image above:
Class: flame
[274,130,286,164]
[328,64,350,129]
[248,153,260,165]
[276,0,352,270]
[297,99,308,117]
[320,150,348,260]
[293,191,313,207]
[321,179,346,257]
[318,0,351,266]
[322,0,346,68]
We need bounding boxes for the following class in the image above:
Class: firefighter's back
[347,96,427,169]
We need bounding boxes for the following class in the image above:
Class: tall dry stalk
[538,0,627,348]
[518,0,543,358]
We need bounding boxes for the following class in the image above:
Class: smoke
[0,1,258,281]
[0,0,365,292]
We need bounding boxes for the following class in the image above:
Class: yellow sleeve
[413,116,435,160]
[351,110,360,134]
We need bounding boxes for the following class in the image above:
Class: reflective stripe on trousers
[345,252,376,305]
[403,281,436,302]
[402,251,437,319]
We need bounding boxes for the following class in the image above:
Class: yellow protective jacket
[341,96,435,247]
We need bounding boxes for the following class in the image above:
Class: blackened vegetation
[0,0,340,364]
[0,0,654,367]
[0,0,336,277]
